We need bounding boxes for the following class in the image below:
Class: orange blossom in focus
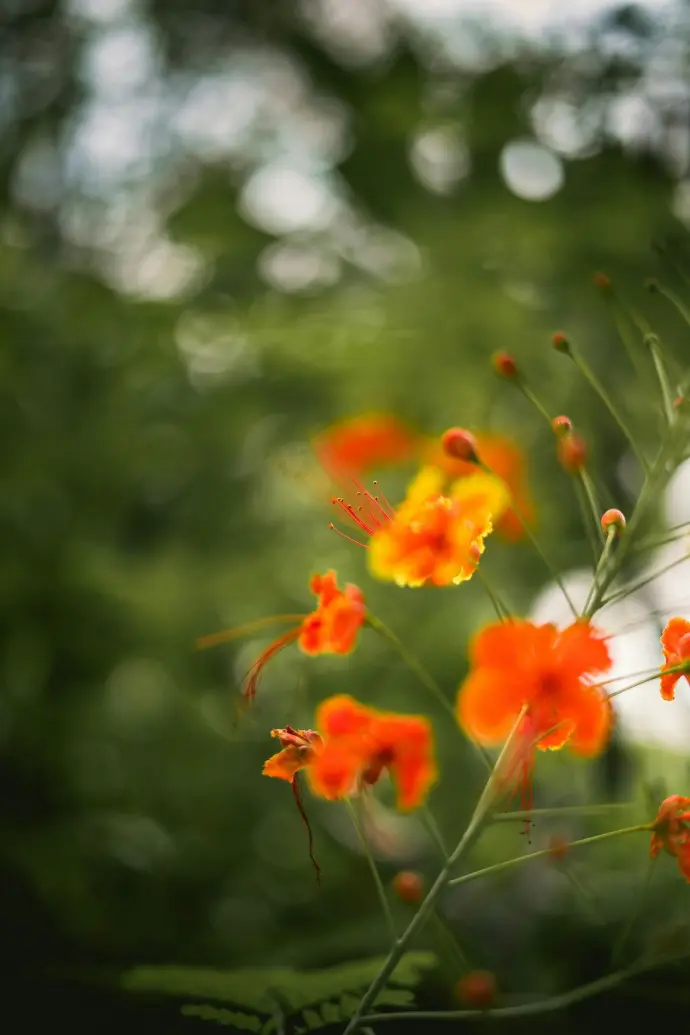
[332,467,509,587]
[660,617,690,701]
[650,795,690,882]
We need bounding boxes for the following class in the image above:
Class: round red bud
[551,331,570,353]
[674,396,686,409]
[392,870,424,904]
[455,970,497,1010]
[601,508,626,534]
[551,415,573,438]
[491,351,518,379]
[593,271,612,293]
[441,427,479,463]
[557,432,588,473]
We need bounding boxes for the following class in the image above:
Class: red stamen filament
[243,627,301,701]
[292,773,321,885]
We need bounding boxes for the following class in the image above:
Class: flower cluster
[197,272,690,1025]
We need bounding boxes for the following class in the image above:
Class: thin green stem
[366,613,492,774]
[570,350,649,471]
[476,570,510,621]
[342,708,529,1035]
[564,867,601,923]
[606,661,688,700]
[358,951,688,1024]
[422,806,449,859]
[447,824,652,888]
[431,910,472,972]
[653,281,690,328]
[345,799,397,945]
[478,458,578,619]
[599,551,690,610]
[492,803,633,822]
[518,382,552,424]
[583,527,617,618]
[646,334,675,425]
[573,477,601,565]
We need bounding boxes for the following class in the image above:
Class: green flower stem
[358,951,686,1025]
[422,805,449,858]
[345,799,397,945]
[366,613,492,774]
[606,292,649,380]
[583,418,687,617]
[478,458,578,619]
[492,803,634,821]
[570,350,649,472]
[646,334,675,425]
[599,550,690,610]
[573,477,601,565]
[341,708,529,1035]
[447,824,652,889]
[431,909,472,972]
[518,382,552,424]
[583,527,617,618]
[476,570,510,621]
[564,866,601,923]
[606,661,688,700]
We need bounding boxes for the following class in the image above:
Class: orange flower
[305,694,437,811]
[312,413,418,480]
[650,795,690,882]
[196,570,366,703]
[423,432,535,542]
[263,726,325,881]
[456,619,613,820]
[660,617,690,701]
[332,467,509,588]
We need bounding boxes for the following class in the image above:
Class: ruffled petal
[469,620,555,672]
[660,668,679,702]
[565,685,612,756]
[315,694,373,738]
[307,739,362,800]
[555,621,612,679]
[661,617,690,658]
[456,668,529,744]
[263,746,311,782]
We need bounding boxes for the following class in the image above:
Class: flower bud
[601,508,626,534]
[557,432,588,473]
[455,970,497,1010]
[593,271,612,293]
[392,870,424,904]
[441,427,479,463]
[551,415,572,438]
[551,331,570,354]
[491,351,518,380]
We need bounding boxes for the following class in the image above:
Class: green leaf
[120,951,436,1014]
[181,1004,263,1031]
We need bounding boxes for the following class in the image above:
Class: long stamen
[332,496,376,535]
[243,627,301,702]
[329,522,368,548]
[195,614,307,651]
[291,774,321,885]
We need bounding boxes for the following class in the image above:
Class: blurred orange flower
[197,570,365,703]
[660,617,690,701]
[423,432,535,542]
[456,619,613,817]
[650,795,690,882]
[312,413,418,480]
[304,694,437,811]
[332,467,509,588]
[262,725,324,782]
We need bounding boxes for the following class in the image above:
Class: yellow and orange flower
[456,619,613,815]
[263,695,437,812]
[197,570,366,703]
[332,467,509,588]
[312,413,418,481]
[660,617,690,701]
[650,795,690,882]
[423,432,535,542]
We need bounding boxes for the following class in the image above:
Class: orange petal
[315,694,374,738]
[374,715,437,811]
[307,739,362,800]
[661,617,690,659]
[660,668,679,702]
[555,621,612,679]
[456,668,528,744]
[263,746,311,782]
[565,686,612,756]
[469,620,555,672]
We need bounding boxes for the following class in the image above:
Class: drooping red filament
[292,773,321,885]
[242,627,301,702]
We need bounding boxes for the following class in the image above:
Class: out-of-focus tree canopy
[3,0,690,1030]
